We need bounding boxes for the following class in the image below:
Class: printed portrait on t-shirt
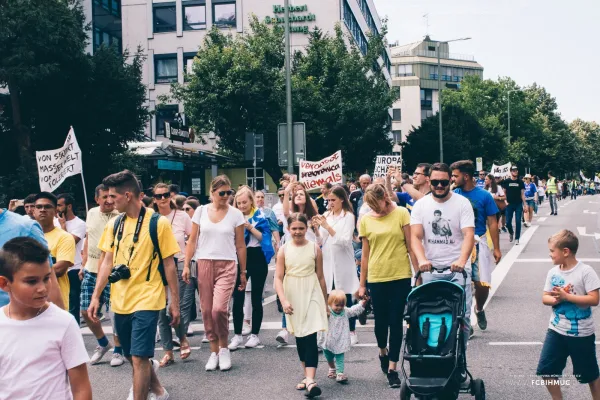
[431,210,452,239]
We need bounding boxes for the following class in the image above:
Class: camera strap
[115,206,147,264]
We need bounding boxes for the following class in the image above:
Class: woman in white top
[183,176,247,372]
[282,181,320,243]
[313,186,360,344]
[485,174,506,228]
[154,183,195,366]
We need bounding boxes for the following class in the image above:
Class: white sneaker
[276,329,289,345]
[187,327,194,336]
[242,322,252,336]
[228,335,245,350]
[515,239,520,245]
[90,344,112,365]
[218,348,232,371]
[350,332,359,346]
[205,352,219,371]
[110,353,125,367]
[148,388,170,400]
[126,386,134,400]
[202,335,210,343]
[245,334,261,348]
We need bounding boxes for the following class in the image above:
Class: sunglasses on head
[153,193,170,200]
[431,179,450,188]
[218,190,233,197]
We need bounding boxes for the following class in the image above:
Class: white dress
[319,211,359,294]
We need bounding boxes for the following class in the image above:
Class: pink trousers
[196,259,237,342]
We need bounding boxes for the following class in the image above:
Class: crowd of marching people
[1,162,599,400]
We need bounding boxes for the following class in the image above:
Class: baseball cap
[510,166,518,170]
[524,174,532,179]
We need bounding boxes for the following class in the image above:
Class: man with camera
[88,170,181,400]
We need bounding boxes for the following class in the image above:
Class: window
[357,0,378,35]
[429,65,438,79]
[396,64,413,77]
[183,3,206,30]
[428,46,436,52]
[153,4,176,33]
[155,55,178,84]
[156,105,179,137]
[246,168,265,190]
[93,27,121,52]
[184,53,196,81]
[392,130,402,144]
[213,1,236,28]
[421,109,434,120]
[343,0,367,55]
[442,67,452,81]
[421,89,432,109]
[452,67,464,82]
[94,0,120,17]
[392,108,401,121]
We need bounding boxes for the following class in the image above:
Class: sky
[372,0,600,123]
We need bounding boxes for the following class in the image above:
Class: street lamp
[437,37,471,163]
[507,89,516,144]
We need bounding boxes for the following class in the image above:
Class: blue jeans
[548,193,558,214]
[505,202,523,240]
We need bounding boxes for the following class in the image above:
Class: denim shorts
[537,329,600,384]
[114,310,160,358]
[526,199,536,208]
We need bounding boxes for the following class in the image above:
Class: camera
[108,264,131,283]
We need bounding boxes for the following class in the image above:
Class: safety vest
[546,177,557,194]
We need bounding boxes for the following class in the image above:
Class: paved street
[82,196,600,399]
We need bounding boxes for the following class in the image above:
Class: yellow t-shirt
[45,227,76,309]
[98,208,180,314]
[85,207,119,274]
[359,206,412,283]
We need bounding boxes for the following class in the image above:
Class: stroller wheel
[470,378,485,400]
[399,379,411,400]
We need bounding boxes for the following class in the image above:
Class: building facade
[389,36,483,145]
[83,0,123,54]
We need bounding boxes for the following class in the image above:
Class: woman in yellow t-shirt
[358,184,417,388]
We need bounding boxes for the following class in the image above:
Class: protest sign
[491,162,512,179]
[36,128,83,193]
[373,155,402,178]
[476,157,483,171]
[299,151,343,190]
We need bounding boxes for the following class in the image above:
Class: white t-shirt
[544,262,600,337]
[0,303,89,400]
[55,217,87,271]
[192,205,246,261]
[410,194,475,271]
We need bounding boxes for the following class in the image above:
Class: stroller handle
[413,266,468,290]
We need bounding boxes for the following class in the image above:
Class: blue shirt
[0,210,51,307]
[476,179,486,189]
[395,192,415,213]
[524,183,538,200]
[454,187,499,236]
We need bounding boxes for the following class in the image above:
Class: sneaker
[218,348,232,371]
[110,353,125,367]
[245,334,261,348]
[228,335,245,351]
[276,329,289,345]
[476,310,487,331]
[148,388,170,400]
[387,370,401,388]
[509,233,514,243]
[241,322,251,336]
[524,222,530,227]
[501,226,507,233]
[90,344,112,365]
[350,332,359,346]
[187,327,194,336]
[205,352,219,371]
[515,239,520,245]
[379,353,390,375]
[469,326,475,340]
[202,335,210,343]
[126,386,134,400]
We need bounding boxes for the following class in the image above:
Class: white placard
[299,151,343,190]
[36,128,83,192]
[491,162,512,179]
[476,157,483,171]
[373,155,402,178]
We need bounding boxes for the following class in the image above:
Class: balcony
[395,49,475,62]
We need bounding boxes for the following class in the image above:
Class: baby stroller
[399,267,485,400]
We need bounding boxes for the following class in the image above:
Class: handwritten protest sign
[36,128,83,192]
[491,162,512,179]
[373,155,402,178]
[299,151,343,190]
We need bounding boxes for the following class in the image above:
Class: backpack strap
[110,213,125,248]
[147,213,168,286]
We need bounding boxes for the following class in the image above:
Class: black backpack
[112,212,168,286]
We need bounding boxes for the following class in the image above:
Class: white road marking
[489,342,543,346]
[514,258,600,263]
[537,217,547,222]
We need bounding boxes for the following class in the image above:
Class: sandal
[305,381,322,398]
[336,373,348,383]
[180,344,192,360]
[327,368,336,379]
[159,354,175,367]
[296,378,307,390]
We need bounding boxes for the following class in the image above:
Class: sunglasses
[35,204,54,210]
[218,190,233,197]
[431,179,450,188]
[153,193,170,200]
[278,194,284,198]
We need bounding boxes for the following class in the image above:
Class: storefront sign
[191,178,202,193]
[165,121,193,143]
[158,160,184,171]
[265,4,316,34]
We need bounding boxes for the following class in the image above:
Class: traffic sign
[278,122,306,167]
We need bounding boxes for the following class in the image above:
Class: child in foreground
[536,229,600,400]
[0,237,91,400]
[323,289,365,383]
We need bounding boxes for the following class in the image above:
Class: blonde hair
[363,183,390,213]
[234,186,256,210]
[548,229,579,255]
[152,183,176,211]
[327,290,347,307]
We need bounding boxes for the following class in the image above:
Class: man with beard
[387,163,432,213]
[410,162,475,379]
[451,160,502,335]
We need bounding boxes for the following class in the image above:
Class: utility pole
[507,90,515,144]
[284,0,294,173]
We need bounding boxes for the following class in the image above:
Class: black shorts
[114,310,160,358]
[536,329,600,384]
